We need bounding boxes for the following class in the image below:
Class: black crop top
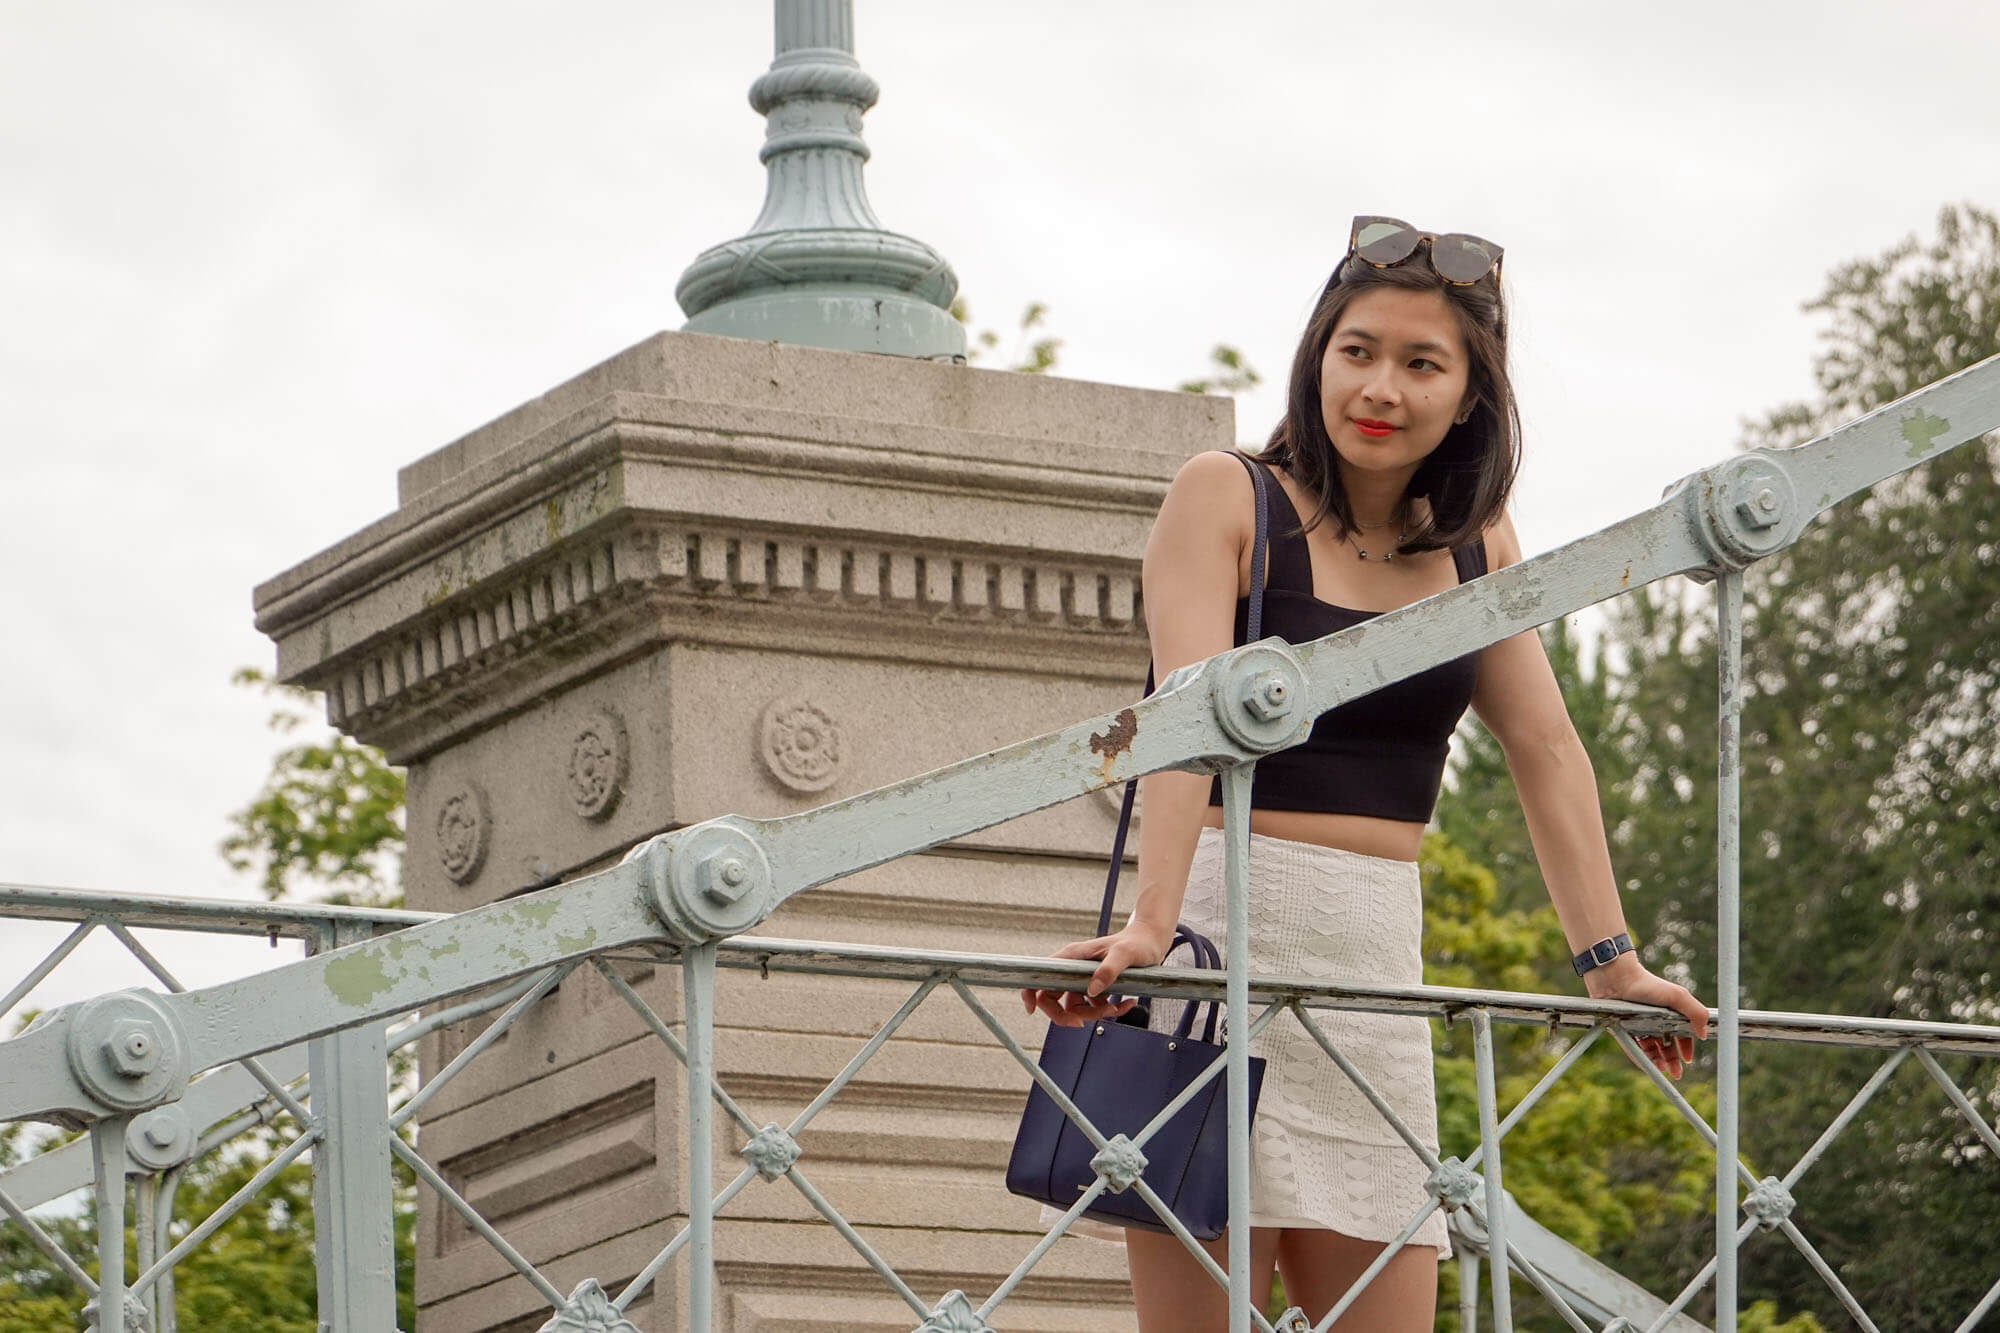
[1206,461,1486,822]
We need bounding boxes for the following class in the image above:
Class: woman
[1021,218,1711,1330]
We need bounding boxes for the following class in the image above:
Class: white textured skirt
[1143,826,1452,1259]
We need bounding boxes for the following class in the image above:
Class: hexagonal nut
[700,854,751,905]
[103,1019,162,1079]
[1244,671,1291,721]
[127,1104,196,1171]
[1734,485,1781,530]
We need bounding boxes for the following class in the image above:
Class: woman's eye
[1341,345,1369,360]
[1410,357,1439,372]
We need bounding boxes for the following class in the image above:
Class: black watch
[1571,933,1635,978]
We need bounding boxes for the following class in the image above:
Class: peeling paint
[1902,409,1950,459]
[1498,581,1544,618]
[516,902,560,930]
[1087,708,1138,785]
[556,927,600,953]
[324,951,396,1007]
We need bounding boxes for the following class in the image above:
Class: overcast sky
[4,1,1998,1017]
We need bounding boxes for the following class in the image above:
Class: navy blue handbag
[1005,452,1274,1241]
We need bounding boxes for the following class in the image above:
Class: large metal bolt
[1735,485,1781,530]
[701,855,750,904]
[1244,671,1290,721]
[103,1020,161,1079]
[143,1118,176,1148]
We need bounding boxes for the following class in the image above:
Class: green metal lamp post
[676,0,966,360]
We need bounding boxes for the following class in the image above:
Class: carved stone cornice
[254,332,1228,763]
[290,511,1149,762]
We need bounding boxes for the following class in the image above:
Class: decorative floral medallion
[538,1278,640,1332]
[436,784,490,885]
[567,708,628,821]
[760,696,844,793]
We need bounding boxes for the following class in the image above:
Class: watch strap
[1571,932,1635,977]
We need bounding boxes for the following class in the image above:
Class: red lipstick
[1353,419,1395,438]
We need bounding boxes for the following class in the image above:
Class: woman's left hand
[1582,954,1709,1080]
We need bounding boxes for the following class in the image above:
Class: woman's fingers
[1022,932,1164,1027]
[1027,986,1135,1028]
[1632,1033,1686,1081]
[1671,985,1712,1042]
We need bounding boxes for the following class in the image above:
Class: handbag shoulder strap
[1095,451,1273,937]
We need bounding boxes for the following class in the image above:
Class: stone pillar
[254,331,1229,1330]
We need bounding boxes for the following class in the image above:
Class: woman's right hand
[1019,921,1175,1028]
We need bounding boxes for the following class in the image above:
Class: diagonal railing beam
[0,919,96,1021]
[736,353,2000,915]
[5,356,1999,1131]
[1913,1045,2000,1159]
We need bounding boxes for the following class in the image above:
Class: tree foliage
[220,668,404,905]
[0,1108,416,1332]
[950,297,1064,375]
[1178,343,1263,397]
[1445,204,2000,1330]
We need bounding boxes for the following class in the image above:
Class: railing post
[1219,763,1255,1333]
[308,919,399,1332]
[90,1116,128,1333]
[1472,1009,1511,1333]
[685,942,719,1329]
[134,1174,158,1331]
[1715,569,1746,1331]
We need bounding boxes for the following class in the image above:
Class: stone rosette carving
[566,708,628,821]
[760,695,845,793]
[435,783,490,885]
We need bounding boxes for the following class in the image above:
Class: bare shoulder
[1482,507,1525,570]
[1154,450,1258,545]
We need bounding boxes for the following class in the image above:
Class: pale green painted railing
[4,354,2000,1332]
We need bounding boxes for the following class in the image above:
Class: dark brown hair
[1261,251,1521,553]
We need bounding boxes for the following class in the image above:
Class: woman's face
[1317,286,1472,487]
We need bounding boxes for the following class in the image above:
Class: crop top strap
[1243,457,1315,595]
[1452,535,1489,583]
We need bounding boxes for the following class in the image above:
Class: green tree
[1178,343,1263,397]
[221,668,405,906]
[1437,615,1632,937]
[1585,203,2000,1329]
[950,297,1063,374]
[1420,831,1800,1330]
[950,297,1264,399]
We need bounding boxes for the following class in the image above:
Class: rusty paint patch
[1088,708,1138,784]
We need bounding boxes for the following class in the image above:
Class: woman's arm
[1469,511,1710,1077]
[1022,450,1253,1027]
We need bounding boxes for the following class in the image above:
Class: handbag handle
[1095,451,1273,939]
[1165,924,1226,1045]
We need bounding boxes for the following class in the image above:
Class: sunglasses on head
[1346,215,1503,286]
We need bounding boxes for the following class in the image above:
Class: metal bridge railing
[4,353,2000,1332]
[4,892,1998,1331]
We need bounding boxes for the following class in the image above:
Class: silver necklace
[1345,507,1408,561]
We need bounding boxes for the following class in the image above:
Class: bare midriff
[1199,805,1425,865]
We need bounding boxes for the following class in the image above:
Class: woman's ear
[1454,397,1476,425]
